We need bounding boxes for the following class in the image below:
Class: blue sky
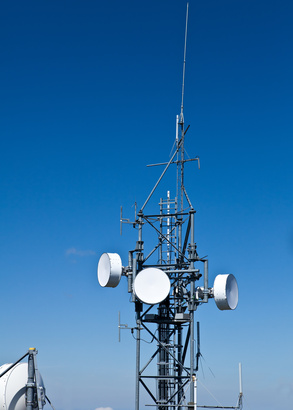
[0,1,293,409]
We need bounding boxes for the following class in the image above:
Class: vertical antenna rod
[178,2,189,213]
[239,362,242,395]
[180,2,189,122]
[237,362,243,410]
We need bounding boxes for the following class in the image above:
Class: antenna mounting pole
[178,2,189,213]
[180,2,189,123]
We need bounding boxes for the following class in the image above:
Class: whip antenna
[180,2,189,123]
[177,2,190,212]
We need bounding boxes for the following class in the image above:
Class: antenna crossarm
[141,211,189,218]
[147,157,199,168]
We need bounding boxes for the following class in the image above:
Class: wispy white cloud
[66,247,96,257]
[94,408,113,410]
[276,380,293,399]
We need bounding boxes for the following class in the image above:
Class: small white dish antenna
[134,268,171,305]
[213,274,238,310]
[97,252,122,287]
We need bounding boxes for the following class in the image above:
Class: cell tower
[97,3,238,410]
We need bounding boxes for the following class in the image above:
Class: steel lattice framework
[99,3,240,410]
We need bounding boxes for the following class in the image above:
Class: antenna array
[97,3,239,410]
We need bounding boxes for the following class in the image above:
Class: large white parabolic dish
[97,252,122,287]
[134,268,171,305]
[213,274,238,310]
[0,363,45,410]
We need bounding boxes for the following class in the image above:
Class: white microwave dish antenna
[134,268,171,305]
[0,363,45,410]
[97,252,122,287]
[213,274,238,310]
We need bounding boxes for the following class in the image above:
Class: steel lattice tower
[97,4,239,410]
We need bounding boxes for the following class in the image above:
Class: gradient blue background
[0,1,292,409]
